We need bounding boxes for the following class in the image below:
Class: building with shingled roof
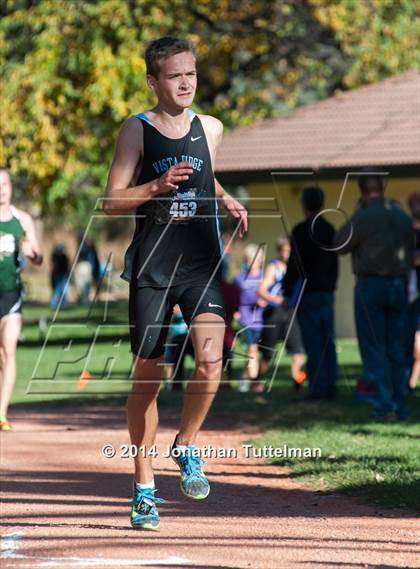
[216,70,420,336]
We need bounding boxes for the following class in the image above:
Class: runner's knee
[195,354,223,380]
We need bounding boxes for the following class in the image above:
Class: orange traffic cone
[76,370,92,391]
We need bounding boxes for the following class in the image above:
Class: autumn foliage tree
[0,0,418,221]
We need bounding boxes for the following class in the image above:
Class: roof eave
[215,163,420,185]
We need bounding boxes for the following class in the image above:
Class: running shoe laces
[131,486,165,530]
[173,445,210,500]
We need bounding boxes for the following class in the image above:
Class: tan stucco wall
[246,176,418,338]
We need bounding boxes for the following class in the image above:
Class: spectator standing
[234,244,265,392]
[335,169,414,420]
[50,243,70,309]
[407,192,420,391]
[257,238,306,393]
[284,187,338,400]
[74,239,100,305]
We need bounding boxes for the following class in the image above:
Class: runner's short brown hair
[145,37,196,77]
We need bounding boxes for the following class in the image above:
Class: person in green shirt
[0,169,43,431]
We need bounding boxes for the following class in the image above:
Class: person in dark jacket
[283,186,338,400]
[335,168,414,420]
[50,243,70,309]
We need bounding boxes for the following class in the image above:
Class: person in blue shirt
[256,238,306,393]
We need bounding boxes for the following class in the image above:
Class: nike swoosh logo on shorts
[208,302,222,308]
[191,136,201,142]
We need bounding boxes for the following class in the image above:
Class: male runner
[104,37,247,530]
[0,169,43,431]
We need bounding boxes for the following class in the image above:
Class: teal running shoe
[171,442,210,500]
[130,484,165,530]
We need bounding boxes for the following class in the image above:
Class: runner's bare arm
[103,117,193,215]
[215,178,248,239]
[18,210,43,265]
[199,115,248,238]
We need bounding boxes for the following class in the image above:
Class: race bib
[0,232,17,260]
[153,188,210,224]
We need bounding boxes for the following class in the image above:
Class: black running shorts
[129,280,226,359]
[0,288,23,319]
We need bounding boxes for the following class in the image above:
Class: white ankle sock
[135,479,155,491]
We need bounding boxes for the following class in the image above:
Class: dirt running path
[1,406,419,569]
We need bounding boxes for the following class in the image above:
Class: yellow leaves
[309,0,419,90]
[254,43,268,56]
[285,70,298,84]
[80,40,146,117]
[28,151,50,179]
[119,46,145,73]
[254,18,268,29]
[2,0,417,214]
[280,3,292,15]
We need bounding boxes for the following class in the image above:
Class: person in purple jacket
[234,244,266,392]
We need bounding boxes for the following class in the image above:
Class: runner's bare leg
[0,313,22,418]
[127,356,162,483]
[176,313,225,446]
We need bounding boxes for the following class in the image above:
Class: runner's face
[0,171,12,205]
[150,51,197,110]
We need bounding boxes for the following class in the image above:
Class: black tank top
[121,111,223,288]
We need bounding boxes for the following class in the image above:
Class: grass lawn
[9,302,420,511]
